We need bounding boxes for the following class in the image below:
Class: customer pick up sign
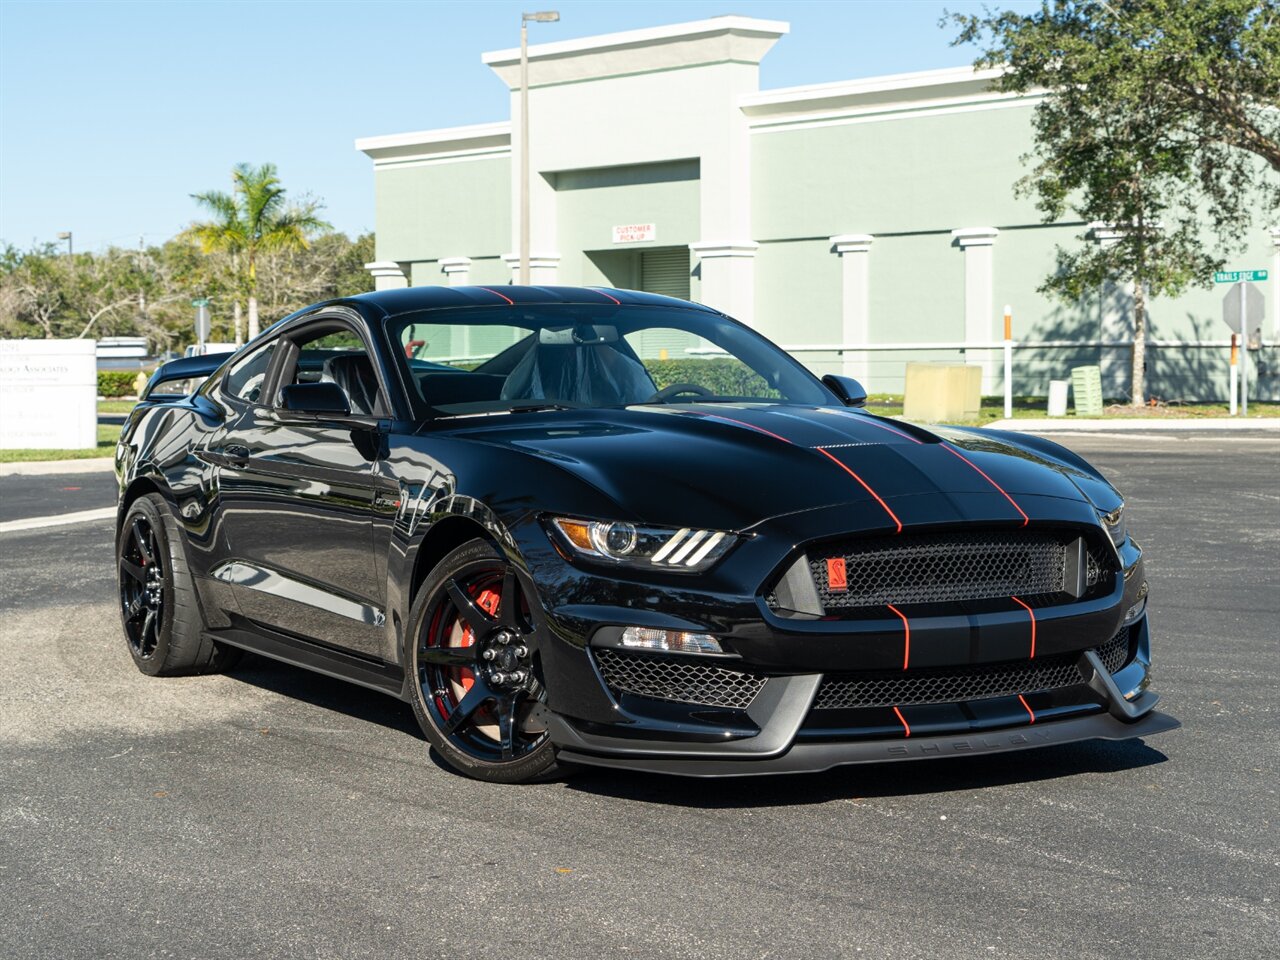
[612,223,656,244]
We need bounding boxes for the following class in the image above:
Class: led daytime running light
[619,627,724,654]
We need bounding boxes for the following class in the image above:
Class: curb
[0,458,116,477]
[983,417,1280,433]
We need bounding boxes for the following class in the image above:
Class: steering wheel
[648,382,714,403]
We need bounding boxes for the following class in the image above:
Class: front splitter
[553,707,1180,778]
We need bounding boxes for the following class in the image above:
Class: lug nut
[491,671,507,684]
[514,645,528,659]
[481,649,496,661]
[509,670,526,684]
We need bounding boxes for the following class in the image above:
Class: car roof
[346,285,720,317]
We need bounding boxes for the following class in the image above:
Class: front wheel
[117,493,241,677]
[407,538,568,783]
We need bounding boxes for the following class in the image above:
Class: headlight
[549,517,738,571]
[1098,504,1126,547]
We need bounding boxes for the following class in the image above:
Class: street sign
[1214,269,1268,283]
[191,297,210,307]
[1222,281,1265,338]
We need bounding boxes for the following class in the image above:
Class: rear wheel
[117,493,242,676]
[407,538,567,783]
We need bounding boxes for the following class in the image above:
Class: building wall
[358,18,1279,401]
[374,156,511,264]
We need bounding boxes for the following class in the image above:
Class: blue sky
[0,0,1034,252]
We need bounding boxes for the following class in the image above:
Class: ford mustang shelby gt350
[116,286,1177,782]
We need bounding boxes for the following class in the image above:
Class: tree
[0,231,368,352]
[191,163,330,343]
[950,0,1280,405]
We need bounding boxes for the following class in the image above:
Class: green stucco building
[356,16,1279,401]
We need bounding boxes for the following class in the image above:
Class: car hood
[441,403,1117,532]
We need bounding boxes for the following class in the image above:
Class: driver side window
[278,324,386,417]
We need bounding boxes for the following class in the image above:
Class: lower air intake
[593,647,765,710]
[812,626,1134,711]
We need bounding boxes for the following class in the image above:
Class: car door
[206,317,391,659]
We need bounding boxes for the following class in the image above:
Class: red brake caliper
[455,586,501,694]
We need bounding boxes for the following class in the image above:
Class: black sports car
[116,286,1177,782]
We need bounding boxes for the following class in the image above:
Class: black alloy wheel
[409,538,566,783]
[119,514,166,660]
[116,493,242,677]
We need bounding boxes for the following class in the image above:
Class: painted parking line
[0,507,116,534]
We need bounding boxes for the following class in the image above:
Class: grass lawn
[0,424,120,464]
[97,399,138,414]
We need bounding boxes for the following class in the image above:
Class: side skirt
[207,621,407,700]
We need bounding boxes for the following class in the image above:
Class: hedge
[642,358,779,398]
[98,370,142,398]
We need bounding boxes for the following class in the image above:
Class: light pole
[520,10,559,286]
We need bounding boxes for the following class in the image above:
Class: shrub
[98,371,139,398]
[643,358,778,397]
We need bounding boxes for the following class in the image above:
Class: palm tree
[191,163,330,341]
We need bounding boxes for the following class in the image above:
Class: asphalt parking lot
[1,432,1276,960]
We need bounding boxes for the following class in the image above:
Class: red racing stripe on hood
[942,444,1030,527]
[814,446,904,534]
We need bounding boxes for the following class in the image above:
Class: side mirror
[278,382,351,416]
[822,374,868,408]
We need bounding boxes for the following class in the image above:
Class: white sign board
[0,339,98,449]
[612,223,656,244]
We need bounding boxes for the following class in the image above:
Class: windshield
[386,303,832,417]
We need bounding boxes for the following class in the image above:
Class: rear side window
[223,342,276,403]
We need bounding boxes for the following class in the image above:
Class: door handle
[218,444,251,468]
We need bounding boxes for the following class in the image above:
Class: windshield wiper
[503,401,582,414]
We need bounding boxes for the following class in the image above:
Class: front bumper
[516,502,1175,777]
[547,624,1177,783]
[542,617,1177,778]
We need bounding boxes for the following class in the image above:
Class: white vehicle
[183,343,239,359]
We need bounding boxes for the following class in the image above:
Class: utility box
[903,362,982,422]
[1071,365,1105,416]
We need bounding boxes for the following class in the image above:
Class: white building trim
[482,16,790,66]
[364,261,408,291]
[355,122,511,168]
[952,228,1000,392]
[502,253,561,285]
[1270,227,1280,340]
[830,235,874,383]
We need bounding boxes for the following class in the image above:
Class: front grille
[812,625,1134,710]
[593,647,766,710]
[808,531,1071,610]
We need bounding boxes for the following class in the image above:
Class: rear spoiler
[141,352,234,401]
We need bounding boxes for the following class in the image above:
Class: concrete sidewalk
[983,416,1280,432]
[0,458,115,477]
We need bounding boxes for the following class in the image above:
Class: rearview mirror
[822,374,868,408]
[278,382,351,416]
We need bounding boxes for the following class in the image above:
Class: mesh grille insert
[807,531,1069,609]
[594,648,766,710]
[812,625,1134,711]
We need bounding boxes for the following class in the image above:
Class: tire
[117,493,242,677]
[407,537,569,784]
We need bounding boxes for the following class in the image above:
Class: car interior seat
[321,354,381,416]
[500,327,655,406]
